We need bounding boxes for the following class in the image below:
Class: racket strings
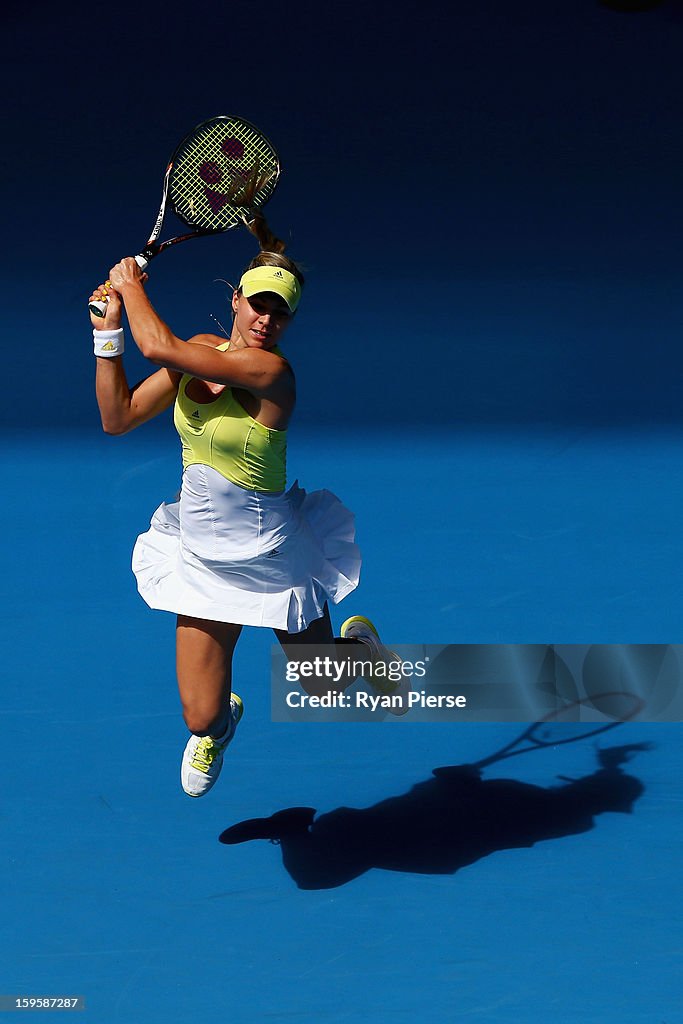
[169,118,279,230]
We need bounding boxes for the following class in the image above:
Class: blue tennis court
[2,423,681,1022]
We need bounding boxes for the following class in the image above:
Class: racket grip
[88,254,150,317]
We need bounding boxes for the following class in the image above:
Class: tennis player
[90,214,408,798]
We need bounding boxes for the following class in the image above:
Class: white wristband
[93,328,124,358]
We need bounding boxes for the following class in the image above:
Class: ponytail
[241,212,305,287]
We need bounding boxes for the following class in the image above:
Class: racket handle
[88,254,150,317]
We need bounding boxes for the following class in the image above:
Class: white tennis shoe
[340,615,410,716]
[181,694,244,798]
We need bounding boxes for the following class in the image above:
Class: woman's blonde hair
[242,213,305,288]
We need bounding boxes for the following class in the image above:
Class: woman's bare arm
[108,258,293,397]
[90,277,181,434]
[96,360,181,435]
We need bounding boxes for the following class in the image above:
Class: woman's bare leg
[275,606,409,715]
[273,605,362,695]
[273,604,335,647]
[176,615,243,737]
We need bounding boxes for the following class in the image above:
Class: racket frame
[89,115,280,317]
[472,691,646,769]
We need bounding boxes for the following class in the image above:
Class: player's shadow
[219,744,650,889]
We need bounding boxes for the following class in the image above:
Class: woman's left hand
[89,279,122,330]
[109,257,149,293]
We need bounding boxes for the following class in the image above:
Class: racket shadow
[219,742,651,890]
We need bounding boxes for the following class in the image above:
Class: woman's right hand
[89,280,122,330]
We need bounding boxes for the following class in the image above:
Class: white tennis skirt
[131,464,361,633]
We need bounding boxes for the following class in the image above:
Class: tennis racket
[431,692,645,780]
[471,692,645,769]
[89,115,280,316]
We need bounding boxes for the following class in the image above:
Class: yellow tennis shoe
[181,694,244,797]
[340,615,410,716]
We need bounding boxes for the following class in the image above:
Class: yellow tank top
[173,342,287,493]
